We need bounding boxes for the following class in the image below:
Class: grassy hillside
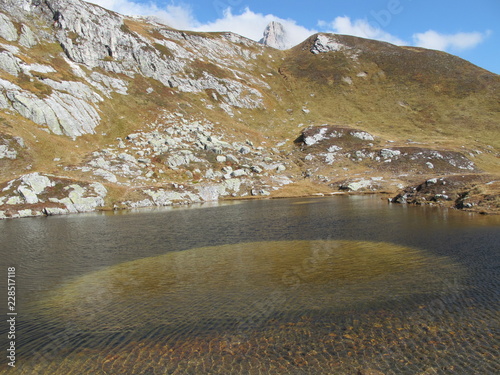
[0,2,498,217]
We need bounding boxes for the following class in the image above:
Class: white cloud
[194,8,316,48]
[87,0,199,30]
[320,16,406,45]
[87,1,315,47]
[87,1,490,54]
[87,0,155,16]
[412,30,491,52]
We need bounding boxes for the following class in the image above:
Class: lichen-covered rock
[340,179,373,192]
[351,131,374,141]
[19,24,38,47]
[20,173,55,195]
[195,184,227,202]
[44,207,70,216]
[1,82,101,138]
[231,169,247,177]
[0,51,22,76]
[223,178,242,193]
[88,72,128,97]
[43,79,103,102]
[94,169,118,183]
[298,125,376,149]
[380,149,401,159]
[0,144,17,159]
[144,188,199,206]
[64,184,106,212]
[18,187,39,204]
[0,174,108,218]
[0,12,18,41]
[311,34,352,54]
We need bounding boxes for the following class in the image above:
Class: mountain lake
[1,196,499,374]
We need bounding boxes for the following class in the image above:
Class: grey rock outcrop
[0,0,267,139]
[311,34,344,54]
[19,24,38,47]
[0,12,18,41]
[0,140,18,159]
[0,51,22,76]
[40,0,266,108]
[20,173,55,196]
[310,34,355,55]
[259,21,289,50]
[56,183,107,213]
[195,184,227,202]
[0,83,101,138]
[144,188,199,206]
[0,173,108,218]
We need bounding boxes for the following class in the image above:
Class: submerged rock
[37,240,464,331]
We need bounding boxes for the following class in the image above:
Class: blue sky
[89,0,499,74]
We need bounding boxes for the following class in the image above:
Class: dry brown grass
[269,179,337,198]
[274,34,500,161]
[0,17,498,212]
[462,179,500,214]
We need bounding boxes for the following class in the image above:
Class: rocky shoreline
[0,0,498,220]
[1,171,498,220]
[1,120,498,220]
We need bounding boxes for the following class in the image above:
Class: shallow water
[0,196,499,374]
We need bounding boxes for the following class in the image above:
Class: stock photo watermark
[368,0,412,29]
[6,267,16,368]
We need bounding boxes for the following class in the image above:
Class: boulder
[276,164,286,172]
[0,145,17,159]
[380,149,401,159]
[226,154,239,164]
[0,51,21,76]
[0,12,18,41]
[20,173,54,194]
[19,24,38,48]
[251,189,270,196]
[118,152,138,164]
[231,169,247,177]
[44,207,70,216]
[196,184,227,201]
[223,178,241,193]
[351,131,374,141]
[94,169,118,183]
[340,179,372,192]
[239,146,251,155]
[18,187,39,204]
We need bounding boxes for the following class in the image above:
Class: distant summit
[259,21,289,50]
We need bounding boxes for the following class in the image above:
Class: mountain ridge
[0,0,498,218]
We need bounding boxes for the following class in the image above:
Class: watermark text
[6,267,16,368]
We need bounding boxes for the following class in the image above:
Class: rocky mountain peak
[259,21,289,50]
